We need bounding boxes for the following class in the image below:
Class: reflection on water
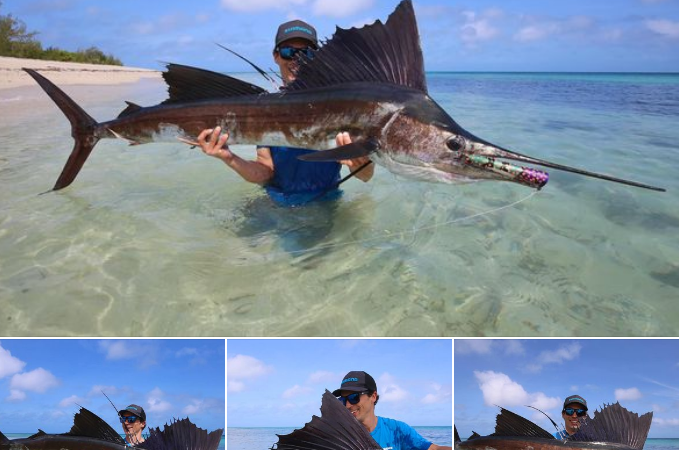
[0,73,678,336]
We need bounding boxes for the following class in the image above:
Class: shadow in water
[224,191,345,257]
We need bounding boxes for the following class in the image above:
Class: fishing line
[262,189,540,258]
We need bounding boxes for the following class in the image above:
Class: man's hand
[198,126,233,163]
[336,132,374,182]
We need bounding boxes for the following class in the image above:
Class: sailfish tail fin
[23,68,101,191]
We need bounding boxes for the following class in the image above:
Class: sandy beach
[0,56,161,90]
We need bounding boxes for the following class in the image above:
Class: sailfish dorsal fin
[492,407,554,439]
[570,402,653,450]
[161,63,267,104]
[286,0,427,93]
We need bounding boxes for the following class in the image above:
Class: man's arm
[197,127,274,184]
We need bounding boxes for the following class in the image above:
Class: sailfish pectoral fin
[297,138,379,162]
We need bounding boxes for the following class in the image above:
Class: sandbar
[0,56,161,90]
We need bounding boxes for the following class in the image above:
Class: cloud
[652,404,667,413]
[312,0,373,18]
[378,373,408,402]
[0,343,26,378]
[527,342,581,372]
[88,385,119,397]
[308,370,338,384]
[645,19,679,38]
[504,340,526,356]
[183,399,204,415]
[10,368,60,393]
[460,11,500,45]
[220,0,305,13]
[98,341,157,368]
[615,387,642,401]
[474,371,560,410]
[175,347,199,357]
[515,23,559,42]
[227,354,273,380]
[654,418,679,426]
[455,340,494,355]
[59,395,86,408]
[99,341,135,360]
[455,340,525,356]
[421,383,452,404]
[228,381,246,393]
[282,384,313,399]
[147,388,172,413]
[7,389,26,402]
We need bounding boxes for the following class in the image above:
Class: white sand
[0,56,161,90]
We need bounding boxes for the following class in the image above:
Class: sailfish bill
[24,0,665,193]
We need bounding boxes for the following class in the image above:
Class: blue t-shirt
[554,430,569,439]
[264,146,342,207]
[370,417,432,450]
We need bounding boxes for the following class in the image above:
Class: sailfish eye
[446,136,466,152]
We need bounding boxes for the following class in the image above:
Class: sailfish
[24,0,665,193]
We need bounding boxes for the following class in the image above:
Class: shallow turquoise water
[0,72,677,336]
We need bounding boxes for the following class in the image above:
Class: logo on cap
[285,26,313,36]
[342,377,359,384]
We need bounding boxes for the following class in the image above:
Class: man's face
[340,390,376,424]
[562,403,587,435]
[273,37,315,84]
[120,413,145,438]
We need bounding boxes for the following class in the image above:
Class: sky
[226,339,452,427]
[454,339,679,440]
[0,339,225,434]
[2,0,679,72]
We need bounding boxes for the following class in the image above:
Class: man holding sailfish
[23,0,665,199]
[197,19,374,207]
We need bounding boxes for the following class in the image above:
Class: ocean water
[645,439,679,450]
[0,72,678,336]
[227,426,452,450]
[2,433,226,450]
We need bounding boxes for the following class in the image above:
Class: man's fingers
[198,128,212,144]
[335,131,352,146]
[209,126,222,146]
[217,133,229,149]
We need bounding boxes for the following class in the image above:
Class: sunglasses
[277,46,315,60]
[563,408,587,417]
[119,416,140,424]
[338,391,368,406]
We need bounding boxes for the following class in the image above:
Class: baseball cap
[275,20,318,48]
[118,404,146,421]
[332,371,377,396]
[563,395,587,410]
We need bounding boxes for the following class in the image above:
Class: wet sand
[0,56,161,90]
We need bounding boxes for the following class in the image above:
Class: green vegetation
[0,1,122,65]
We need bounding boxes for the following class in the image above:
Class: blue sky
[454,339,679,439]
[2,0,679,72]
[0,339,225,434]
[227,339,452,427]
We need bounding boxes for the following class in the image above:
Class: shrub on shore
[0,1,122,65]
